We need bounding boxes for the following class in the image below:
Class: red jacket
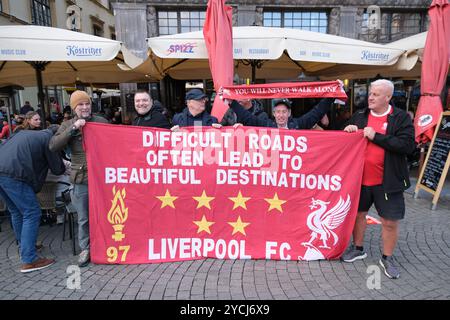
[0,124,16,139]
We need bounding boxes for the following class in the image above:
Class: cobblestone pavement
[1,180,449,301]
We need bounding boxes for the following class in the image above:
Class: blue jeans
[71,183,89,251]
[0,176,41,264]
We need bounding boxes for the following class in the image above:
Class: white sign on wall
[66,5,81,31]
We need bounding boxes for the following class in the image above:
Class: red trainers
[20,258,55,273]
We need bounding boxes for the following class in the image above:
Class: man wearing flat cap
[49,90,108,268]
[171,88,221,129]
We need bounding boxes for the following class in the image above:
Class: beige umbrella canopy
[0,25,149,121]
[130,26,419,82]
[0,55,153,87]
[0,25,149,86]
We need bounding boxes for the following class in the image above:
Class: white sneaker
[56,215,64,224]
[78,249,90,267]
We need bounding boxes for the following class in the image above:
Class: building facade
[111,0,431,112]
[0,0,116,113]
[112,0,430,44]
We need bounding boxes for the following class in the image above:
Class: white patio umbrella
[318,32,427,80]
[130,26,419,82]
[0,25,147,123]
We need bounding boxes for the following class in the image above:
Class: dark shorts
[358,185,405,221]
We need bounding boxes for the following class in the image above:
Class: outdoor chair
[36,181,57,225]
[57,184,77,256]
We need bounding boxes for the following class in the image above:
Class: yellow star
[228,216,250,236]
[156,190,178,209]
[228,191,251,210]
[265,193,287,213]
[193,190,215,209]
[193,215,215,234]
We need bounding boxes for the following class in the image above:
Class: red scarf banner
[84,123,366,264]
[221,81,347,101]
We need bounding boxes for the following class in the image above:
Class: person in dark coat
[153,100,173,123]
[228,98,333,129]
[132,90,171,129]
[19,101,34,115]
[341,79,415,280]
[172,89,219,128]
[0,126,64,273]
[221,98,268,126]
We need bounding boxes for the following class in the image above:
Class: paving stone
[0,183,449,301]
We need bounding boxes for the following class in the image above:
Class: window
[359,10,428,43]
[263,12,281,27]
[158,10,206,35]
[31,0,52,26]
[93,24,104,37]
[263,11,328,33]
[0,2,3,12]
[109,27,116,40]
[91,15,105,37]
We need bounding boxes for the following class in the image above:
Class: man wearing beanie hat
[69,90,91,112]
[49,90,108,267]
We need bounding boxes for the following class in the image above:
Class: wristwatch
[70,125,78,136]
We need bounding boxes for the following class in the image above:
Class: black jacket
[221,100,268,126]
[132,107,171,129]
[0,129,65,192]
[349,107,416,193]
[230,98,333,129]
[19,105,34,115]
[172,108,218,127]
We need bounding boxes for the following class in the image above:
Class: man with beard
[49,90,108,267]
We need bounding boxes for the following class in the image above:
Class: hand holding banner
[221,81,348,101]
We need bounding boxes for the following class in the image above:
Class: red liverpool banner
[84,123,366,264]
[221,81,347,101]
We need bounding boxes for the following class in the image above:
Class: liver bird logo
[301,195,351,249]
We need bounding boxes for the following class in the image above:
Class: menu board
[415,111,450,209]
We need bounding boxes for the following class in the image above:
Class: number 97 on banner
[106,245,130,263]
